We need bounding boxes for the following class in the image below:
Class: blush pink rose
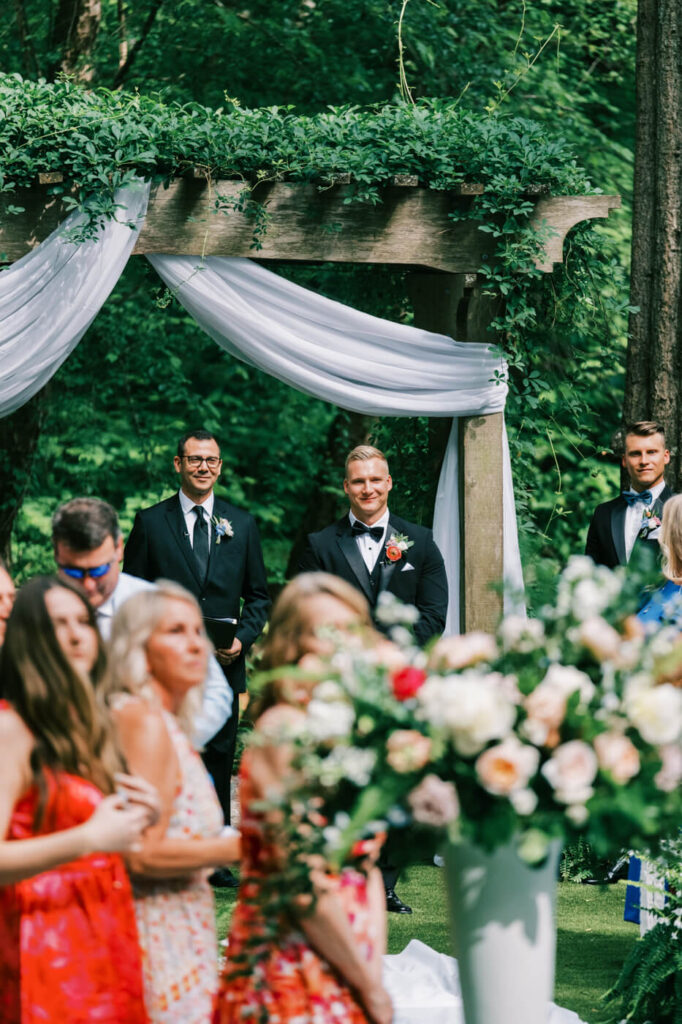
[386,730,432,773]
[655,743,682,792]
[594,731,640,784]
[475,737,540,796]
[429,631,497,671]
[408,774,460,827]
[541,740,598,805]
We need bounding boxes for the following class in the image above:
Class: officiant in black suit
[298,444,448,914]
[585,421,674,569]
[123,429,270,865]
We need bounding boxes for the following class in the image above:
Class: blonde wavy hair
[101,580,207,736]
[660,495,682,583]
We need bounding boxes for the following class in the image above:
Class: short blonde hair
[101,580,207,735]
[344,445,389,477]
[661,496,682,582]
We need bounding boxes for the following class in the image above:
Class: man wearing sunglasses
[52,496,233,750]
[122,429,270,869]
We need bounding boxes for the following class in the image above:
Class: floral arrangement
[385,532,414,563]
[269,557,682,869]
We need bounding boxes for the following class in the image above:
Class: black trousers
[201,680,240,825]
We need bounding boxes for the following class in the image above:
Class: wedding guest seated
[101,581,240,1024]
[213,572,393,1024]
[0,557,16,646]
[0,576,158,1024]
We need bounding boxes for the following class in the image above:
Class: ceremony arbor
[0,174,620,631]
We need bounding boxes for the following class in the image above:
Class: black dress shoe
[385,888,412,914]
[208,868,239,889]
[582,861,629,885]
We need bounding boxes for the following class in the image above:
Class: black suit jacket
[585,485,674,568]
[123,493,270,695]
[298,513,448,646]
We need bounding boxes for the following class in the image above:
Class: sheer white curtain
[0,191,524,632]
[148,255,524,631]
[0,182,150,415]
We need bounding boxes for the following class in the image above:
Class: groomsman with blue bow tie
[585,421,674,568]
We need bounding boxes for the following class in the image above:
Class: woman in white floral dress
[101,581,240,1023]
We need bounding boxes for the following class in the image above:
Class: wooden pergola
[0,178,621,630]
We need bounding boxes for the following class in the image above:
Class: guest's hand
[82,794,150,854]
[360,984,394,1024]
[114,772,162,827]
[216,637,242,666]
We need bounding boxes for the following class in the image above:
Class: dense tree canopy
[0,0,639,602]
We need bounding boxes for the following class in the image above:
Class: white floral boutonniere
[638,507,662,540]
[385,532,414,563]
[211,515,234,544]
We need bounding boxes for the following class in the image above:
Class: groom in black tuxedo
[298,445,448,914]
[123,429,270,851]
[585,421,673,568]
[298,445,448,646]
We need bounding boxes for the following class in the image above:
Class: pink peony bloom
[386,730,432,773]
[475,737,540,796]
[408,774,460,827]
[594,731,640,784]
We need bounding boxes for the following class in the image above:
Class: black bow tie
[622,490,653,507]
[352,521,384,542]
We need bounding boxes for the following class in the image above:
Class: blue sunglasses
[58,562,113,580]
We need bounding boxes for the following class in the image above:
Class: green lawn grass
[214,871,638,1024]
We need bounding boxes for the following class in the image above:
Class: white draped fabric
[0,187,524,631]
[0,183,149,416]
[149,254,524,630]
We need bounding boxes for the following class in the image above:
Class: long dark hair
[0,576,122,821]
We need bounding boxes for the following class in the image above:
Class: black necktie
[622,490,653,507]
[351,521,384,542]
[193,505,209,578]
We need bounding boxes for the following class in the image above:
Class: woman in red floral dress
[213,573,394,1024]
[0,576,157,1024]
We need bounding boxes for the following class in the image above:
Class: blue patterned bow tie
[622,490,653,507]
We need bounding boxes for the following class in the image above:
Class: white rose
[625,682,682,746]
[541,740,598,805]
[510,788,538,815]
[498,615,545,653]
[594,731,640,784]
[541,664,595,706]
[475,737,540,796]
[313,679,345,702]
[565,804,590,826]
[305,699,355,741]
[419,672,516,756]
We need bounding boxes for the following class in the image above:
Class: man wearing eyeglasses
[51,496,232,750]
[122,429,270,859]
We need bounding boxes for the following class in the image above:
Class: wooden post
[408,272,504,633]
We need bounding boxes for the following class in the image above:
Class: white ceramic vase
[444,837,562,1024]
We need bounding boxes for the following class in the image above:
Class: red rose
[392,666,427,700]
[385,544,402,562]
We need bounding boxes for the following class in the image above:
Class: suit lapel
[378,518,401,594]
[205,498,231,582]
[610,499,627,566]
[165,496,203,588]
[337,525,375,605]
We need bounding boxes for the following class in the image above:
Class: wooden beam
[0,180,620,272]
[409,271,504,633]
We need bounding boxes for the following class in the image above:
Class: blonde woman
[102,581,240,1024]
[213,572,393,1024]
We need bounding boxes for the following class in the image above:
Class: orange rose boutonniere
[385,532,414,562]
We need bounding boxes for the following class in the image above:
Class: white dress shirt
[179,489,215,551]
[97,572,233,749]
[624,479,666,561]
[349,509,390,571]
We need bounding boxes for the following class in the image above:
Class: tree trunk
[0,389,49,567]
[49,0,102,81]
[624,0,682,485]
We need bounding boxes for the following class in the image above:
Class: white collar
[349,509,390,531]
[179,488,215,518]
